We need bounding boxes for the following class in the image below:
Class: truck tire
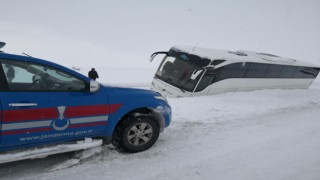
[113,115,160,153]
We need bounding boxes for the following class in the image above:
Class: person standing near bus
[88,68,99,81]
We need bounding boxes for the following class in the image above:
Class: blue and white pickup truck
[0,42,171,163]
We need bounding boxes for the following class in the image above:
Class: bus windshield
[155,50,210,92]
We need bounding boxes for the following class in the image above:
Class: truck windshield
[155,49,210,92]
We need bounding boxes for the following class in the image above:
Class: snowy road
[1,86,320,180]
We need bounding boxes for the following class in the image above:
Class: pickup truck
[0,42,171,163]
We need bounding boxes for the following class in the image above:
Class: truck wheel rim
[127,122,153,146]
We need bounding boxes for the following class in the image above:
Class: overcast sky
[1,0,320,69]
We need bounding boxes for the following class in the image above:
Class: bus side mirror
[150,51,168,62]
[90,80,100,93]
[191,69,203,80]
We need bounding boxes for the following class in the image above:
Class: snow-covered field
[1,0,320,179]
[0,79,320,180]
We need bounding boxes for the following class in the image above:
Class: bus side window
[210,60,225,66]
[293,67,305,78]
[195,73,215,92]
[211,63,247,83]
[244,63,268,78]
[301,67,320,78]
[279,66,297,78]
[220,63,247,79]
[264,65,283,78]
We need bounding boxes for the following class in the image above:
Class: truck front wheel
[113,115,160,153]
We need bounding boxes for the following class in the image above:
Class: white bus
[150,45,320,97]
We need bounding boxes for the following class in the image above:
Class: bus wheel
[113,115,160,153]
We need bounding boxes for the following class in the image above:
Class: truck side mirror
[90,80,100,93]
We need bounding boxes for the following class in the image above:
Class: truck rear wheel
[113,115,160,153]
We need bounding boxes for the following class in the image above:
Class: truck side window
[1,59,86,92]
[0,62,9,91]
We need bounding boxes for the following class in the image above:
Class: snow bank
[1,76,320,180]
[170,88,320,126]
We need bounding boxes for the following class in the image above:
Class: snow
[1,79,320,180]
[75,66,155,87]
[1,1,320,179]
[48,146,102,172]
[174,45,320,67]
[0,138,102,164]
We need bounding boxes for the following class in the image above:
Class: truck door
[0,63,8,145]
[0,101,2,144]
[0,59,110,148]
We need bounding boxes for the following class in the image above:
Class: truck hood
[103,85,161,97]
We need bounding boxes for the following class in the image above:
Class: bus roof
[172,45,320,68]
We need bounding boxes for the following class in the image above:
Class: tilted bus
[150,45,320,97]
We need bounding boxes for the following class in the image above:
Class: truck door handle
[9,103,38,107]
